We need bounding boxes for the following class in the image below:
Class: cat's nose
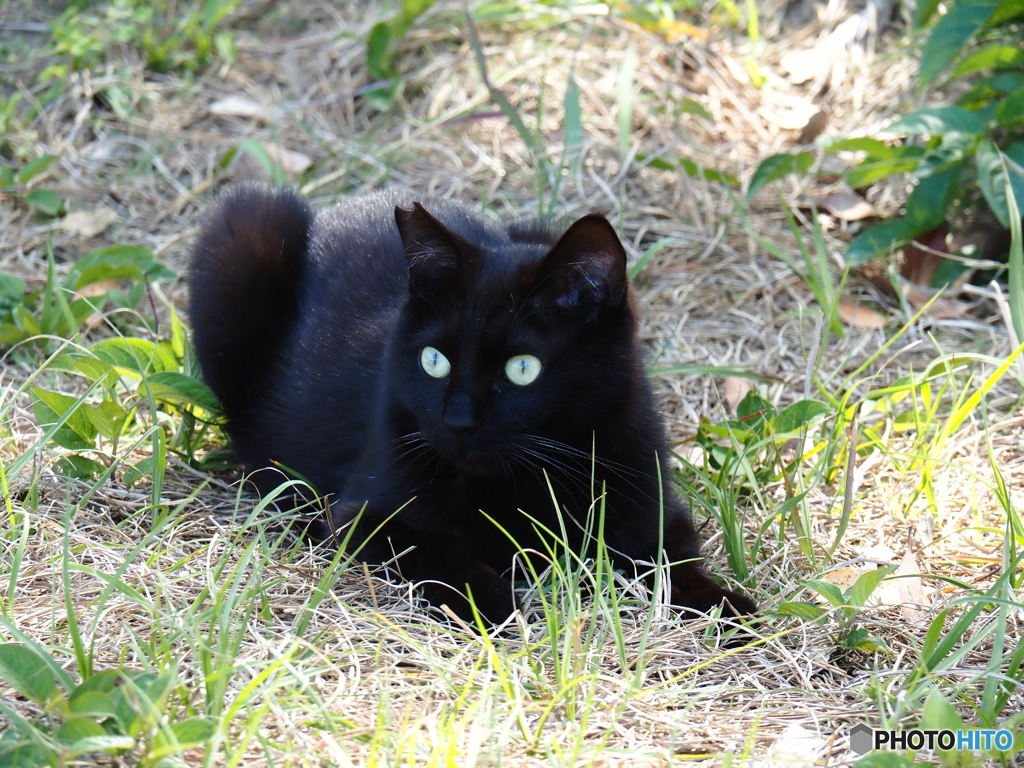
[443,393,477,438]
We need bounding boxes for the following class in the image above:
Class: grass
[1,0,1024,766]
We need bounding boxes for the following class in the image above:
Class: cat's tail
[189,183,313,424]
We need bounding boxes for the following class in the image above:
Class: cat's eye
[420,346,451,379]
[505,354,542,386]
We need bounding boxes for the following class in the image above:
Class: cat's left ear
[535,214,627,312]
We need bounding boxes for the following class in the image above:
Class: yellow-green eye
[505,354,542,386]
[420,346,451,378]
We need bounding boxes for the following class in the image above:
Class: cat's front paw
[670,565,757,618]
[418,566,519,626]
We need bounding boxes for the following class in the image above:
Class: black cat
[189,184,756,623]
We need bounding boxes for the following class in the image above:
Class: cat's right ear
[395,203,477,296]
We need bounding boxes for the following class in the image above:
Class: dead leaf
[74,280,118,300]
[59,207,118,238]
[838,295,887,328]
[751,723,826,768]
[811,188,876,221]
[798,110,829,144]
[901,279,972,320]
[902,225,948,287]
[208,96,280,122]
[780,48,828,85]
[231,144,313,181]
[820,565,867,593]
[724,376,755,413]
[874,550,931,623]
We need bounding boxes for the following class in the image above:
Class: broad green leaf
[30,387,97,451]
[773,400,830,434]
[0,165,14,188]
[746,152,813,199]
[990,0,1024,24]
[0,272,26,305]
[775,601,827,620]
[736,390,775,429]
[914,0,941,27]
[677,98,712,119]
[15,154,58,184]
[0,742,56,768]
[846,146,925,188]
[977,140,1024,226]
[904,162,963,226]
[91,337,177,375]
[995,87,1024,126]
[847,566,896,607]
[65,245,172,291]
[235,140,287,186]
[846,216,924,264]
[845,630,892,653]
[140,371,220,412]
[914,131,978,177]
[85,400,131,441]
[886,106,983,136]
[950,44,1024,78]
[72,669,121,696]
[63,735,135,758]
[824,137,895,157]
[800,578,845,608]
[0,644,56,705]
[151,717,215,756]
[123,456,156,487]
[25,189,64,216]
[919,0,998,84]
[49,355,118,387]
[68,690,118,718]
[56,455,105,480]
[921,688,964,732]
[57,718,105,743]
[679,158,737,185]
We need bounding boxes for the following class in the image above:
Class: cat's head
[388,202,639,476]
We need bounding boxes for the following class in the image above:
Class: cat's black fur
[190,184,756,623]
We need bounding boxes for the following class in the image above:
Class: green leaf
[919,0,998,84]
[677,98,712,120]
[71,669,121,697]
[0,272,26,307]
[977,140,1024,227]
[736,390,775,430]
[846,146,924,188]
[0,644,56,705]
[847,566,896,607]
[824,137,895,157]
[990,0,1024,24]
[921,688,964,732]
[775,601,828,620]
[746,152,813,199]
[801,579,845,608]
[914,0,942,27]
[58,718,105,743]
[25,189,64,216]
[886,106,984,136]
[950,44,1024,78]
[123,457,157,487]
[63,735,135,758]
[366,21,394,81]
[151,717,215,757]
[140,371,220,412]
[56,455,105,480]
[563,75,583,158]
[773,400,830,435]
[0,165,14,188]
[846,217,922,264]
[15,154,58,184]
[91,337,177,375]
[679,158,738,186]
[617,43,638,157]
[85,400,131,442]
[30,387,97,451]
[904,161,963,225]
[235,140,287,187]
[0,742,56,768]
[995,87,1024,127]
[68,690,118,718]
[846,632,892,653]
[66,245,172,291]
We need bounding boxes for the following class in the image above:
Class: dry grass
[1,0,1022,765]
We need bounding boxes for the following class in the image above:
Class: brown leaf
[208,96,280,122]
[838,295,887,328]
[902,225,948,287]
[820,566,866,593]
[58,207,118,238]
[874,550,930,623]
[724,376,754,413]
[231,144,313,181]
[811,188,876,221]
[798,110,829,144]
[901,279,972,320]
